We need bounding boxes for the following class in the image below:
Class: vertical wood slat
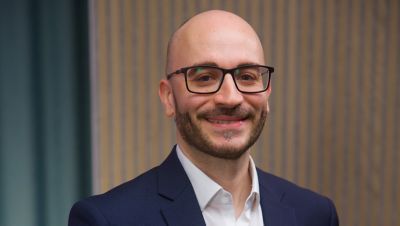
[293,1,314,185]
[321,0,335,195]
[348,0,361,224]
[161,0,174,159]
[135,0,146,175]
[110,0,122,186]
[373,2,387,226]
[259,0,271,172]
[89,1,400,225]
[360,1,374,225]
[272,0,285,178]
[385,1,399,225]
[309,0,323,190]
[284,0,298,182]
[334,0,348,217]
[96,0,110,191]
[122,0,134,182]
[148,0,160,167]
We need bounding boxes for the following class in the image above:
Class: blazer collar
[157,146,206,226]
[258,169,297,226]
[157,147,296,226]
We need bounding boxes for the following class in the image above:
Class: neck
[178,142,253,217]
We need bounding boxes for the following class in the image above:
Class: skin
[159,10,271,218]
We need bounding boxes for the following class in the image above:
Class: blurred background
[1,0,399,226]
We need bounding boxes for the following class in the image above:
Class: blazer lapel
[258,170,297,226]
[156,148,297,226]
[157,147,206,226]
[160,187,206,226]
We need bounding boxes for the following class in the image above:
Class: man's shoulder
[69,166,165,226]
[82,165,161,207]
[257,169,336,207]
[257,169,338,225]
[257,170,303,190]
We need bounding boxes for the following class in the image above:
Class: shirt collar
[176,145,260,211]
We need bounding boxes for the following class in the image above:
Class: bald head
[166,10,265,73]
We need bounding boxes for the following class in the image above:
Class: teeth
[208,120,238,124]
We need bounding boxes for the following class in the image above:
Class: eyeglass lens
[186,66,270,93]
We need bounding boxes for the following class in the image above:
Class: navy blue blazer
[69,147,339,226]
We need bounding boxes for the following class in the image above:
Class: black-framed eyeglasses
[166,65,274,94]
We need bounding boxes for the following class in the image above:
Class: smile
[208,120,241,124]
[205,116,247,127]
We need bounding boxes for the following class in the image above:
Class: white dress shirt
[176,145,264,226]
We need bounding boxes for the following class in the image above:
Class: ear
[266,82,272,95]
[266,84,272,112]
[159,79,176,117]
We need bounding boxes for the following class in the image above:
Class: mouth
[197,107,253,129]
[206,116,246,123]
[204,115,249,128]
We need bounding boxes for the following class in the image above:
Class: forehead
[169,14,265,69]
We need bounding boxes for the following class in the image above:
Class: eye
[236,71,259,81]
[194,73,214,82]
[187,67,220,83]
[238,73,257,81]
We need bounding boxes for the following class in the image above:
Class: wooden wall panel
[89,0,400,225]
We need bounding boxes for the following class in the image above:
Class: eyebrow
[191,61,260,68]
[191,62,218,67]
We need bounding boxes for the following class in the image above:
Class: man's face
[163,13,270,160]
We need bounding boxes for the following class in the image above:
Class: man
[69,10,339,226]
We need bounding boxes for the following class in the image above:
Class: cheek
[246,95,269,111]
[170,82,189,112]
[173,91,207,114]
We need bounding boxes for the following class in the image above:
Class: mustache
[197,106,254,119]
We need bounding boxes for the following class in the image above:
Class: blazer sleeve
[327,197,339,226]
[68,200,109,226]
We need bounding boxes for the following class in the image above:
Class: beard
[175,105,267,160]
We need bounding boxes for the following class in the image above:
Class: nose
[213,74,243,106]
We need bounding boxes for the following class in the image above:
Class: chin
[196,139,252,160]
[201,148,247,160]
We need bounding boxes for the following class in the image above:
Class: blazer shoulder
[69,166,166,226]
[257,169,329,201]
[257,169,339,226]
